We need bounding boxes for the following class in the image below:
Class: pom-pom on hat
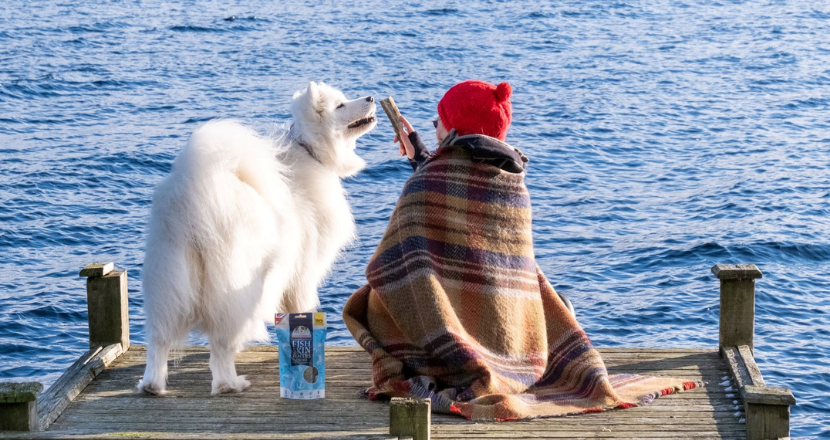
[437,80,513,141]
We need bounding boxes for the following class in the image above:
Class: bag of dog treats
[275,312,326,399]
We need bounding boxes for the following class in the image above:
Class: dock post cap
[80,262,114,278]
[743,385,796,406]
[0,382,43,403]
[711,263,762,280]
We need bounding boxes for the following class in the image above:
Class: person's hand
[393,115,416,159]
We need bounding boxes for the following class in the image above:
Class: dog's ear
[306,82,323,114]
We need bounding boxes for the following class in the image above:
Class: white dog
[137,82,376,395]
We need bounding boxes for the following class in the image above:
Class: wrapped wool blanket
[343,133,701,421]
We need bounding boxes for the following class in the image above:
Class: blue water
[1,0,828,436]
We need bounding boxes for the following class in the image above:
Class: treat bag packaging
[275,312,326,399]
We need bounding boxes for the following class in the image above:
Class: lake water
[1,1,828,437]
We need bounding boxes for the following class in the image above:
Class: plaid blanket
[343,137,701,421]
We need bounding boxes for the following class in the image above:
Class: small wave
[66,21,129,33]
[67,25,106,34]
[352,158,408,182]
[780,97,829,110]
[223,15,260,22]
[561,9,598,18]
[183,116,215,124]
[2,80,62,98]
[0,75,133,99]
[0,344,40,356]
[422,8,458,16]
[688,55,741,65]
[169,25,226,33]
[809,9,830,19]
[623,242,728,270]
[623,241,830,272]
[527,11,554,19]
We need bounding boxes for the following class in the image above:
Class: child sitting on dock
[342,80,700,421]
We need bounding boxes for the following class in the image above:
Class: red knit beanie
[437,80,513,141]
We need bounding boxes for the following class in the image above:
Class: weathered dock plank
[0,346,746,440]
[36,343,123,429]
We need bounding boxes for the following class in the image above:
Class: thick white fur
[138,82,376,395]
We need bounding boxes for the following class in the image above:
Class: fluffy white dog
[138,82,376,395]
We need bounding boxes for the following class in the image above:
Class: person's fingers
[400,115,415,132]
[392,121,413,158]
[400,132,415,159]
[393,134,405,156]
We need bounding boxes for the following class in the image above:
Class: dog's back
[142,120,296,350]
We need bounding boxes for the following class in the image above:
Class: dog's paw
[137,379,167,396]
[211,375,251,395]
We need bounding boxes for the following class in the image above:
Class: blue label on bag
[290,314,313,366]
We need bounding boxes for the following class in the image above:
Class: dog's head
[291,82,376,177]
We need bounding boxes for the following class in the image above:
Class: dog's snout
[366,96,374,103]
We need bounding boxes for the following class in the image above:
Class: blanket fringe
[638,380,705,406]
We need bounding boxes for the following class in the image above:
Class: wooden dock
[0,263,795,440]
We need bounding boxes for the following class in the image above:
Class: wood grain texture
[85,270,130,350]
[36,344,123,430]
[0,382,44,432]
[718,279,755,353]
[0,401,39,432]
[0,346,748,440]
[78,262,114,278]
[390,398,430,440]
[0,382,42,403]
[742,386,795,406]
[710,264,762,281]
[721,346,757,391]
[736,346,765,388]
[380,97,404,138]
[745,402,790,440]
[721,346,793,440]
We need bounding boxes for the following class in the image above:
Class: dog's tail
[175,120,291,205]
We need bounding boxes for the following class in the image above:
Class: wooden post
[715,264,795,439]
[0,382,42,431]
[743,385,796,440]
[390,397,430,440]
[711,263,762,356]
[723,346,796,438]
[80,262,130,351]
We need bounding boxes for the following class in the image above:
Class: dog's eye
[336,103,345,109]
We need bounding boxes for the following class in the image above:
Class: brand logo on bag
[290,315,313,366]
